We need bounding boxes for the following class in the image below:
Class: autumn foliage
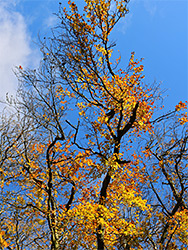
[0,1,187,249]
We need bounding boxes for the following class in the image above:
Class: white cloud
[0,1,39,100]
[116,0,158,34]
[118,12,133,34]
[44,15,58,29]
[143,0,157,16]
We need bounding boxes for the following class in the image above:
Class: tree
[143,106,188,249]
[0,0,187,249]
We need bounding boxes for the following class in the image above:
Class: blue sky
[0,0,187,111]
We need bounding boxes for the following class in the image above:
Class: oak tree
[0,1,187,249]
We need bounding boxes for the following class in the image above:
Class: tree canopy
[0,1,187,249]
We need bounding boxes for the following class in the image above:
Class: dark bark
[65,181,75,211]
[46,136,65,250]
[97,103,139,250]
[97,224,105,250]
